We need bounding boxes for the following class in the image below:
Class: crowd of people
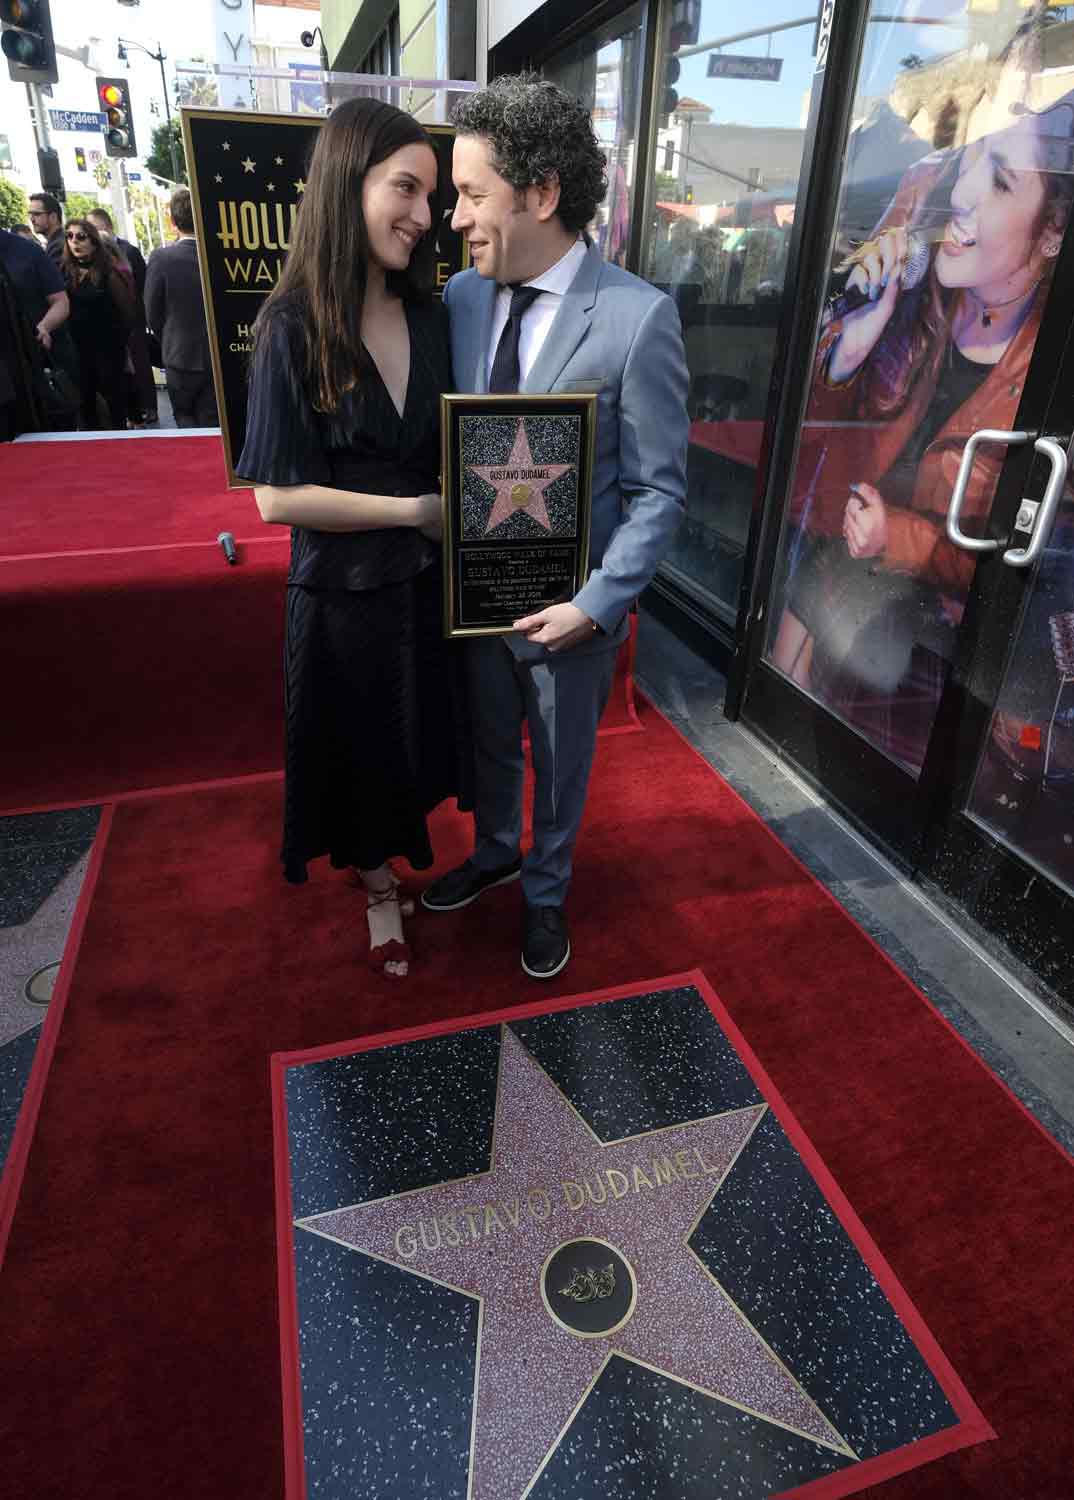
[0,186,216,440]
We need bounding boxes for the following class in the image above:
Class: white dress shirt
[486,237,588,388]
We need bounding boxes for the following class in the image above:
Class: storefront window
[764,7,1074,777]
[543,2,649,268]
[638,0,821,624]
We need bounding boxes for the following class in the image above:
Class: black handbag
[33,354,80,429]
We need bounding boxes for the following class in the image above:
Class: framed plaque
[441,394,597,637]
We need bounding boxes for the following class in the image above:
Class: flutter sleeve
[235,306,332,486]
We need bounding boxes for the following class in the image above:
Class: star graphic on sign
[221,140,231,151]
[266,182,275,192]
[467,418,573,536]
[293,178,306,195]
[274,154,284,165]
[301,1029,853,1500]
[241,156,256,173]
[214,173,222,183]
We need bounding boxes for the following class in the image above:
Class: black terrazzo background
[293,1227,477,1498]
[0,805,99,927]
[0,1023,42,1168]
[690,1108,957,1458]
[510,986,763,1139]
[285,1027,501,1218]
[529,1355,852,1498]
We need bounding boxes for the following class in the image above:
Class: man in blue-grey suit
[422,74,689,980]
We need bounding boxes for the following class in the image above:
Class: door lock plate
[1015,498,1040,533]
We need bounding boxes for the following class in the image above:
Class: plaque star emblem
[214,173,222,183]
[293,177,306,194]
[241,156,256,173]
[301,1029,854,1499]
[221,140,231,151]
[467,418,573,536]
[274,155,284,165]
[266,181,275,192]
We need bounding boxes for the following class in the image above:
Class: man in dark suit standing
[145,187,218,428]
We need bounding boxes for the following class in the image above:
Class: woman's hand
[843,482,888,559]
[415,492,444,542]
[827,226,909,385]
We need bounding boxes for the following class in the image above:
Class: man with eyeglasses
[28,194,65,268]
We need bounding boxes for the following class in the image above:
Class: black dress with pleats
[236,293,469,883]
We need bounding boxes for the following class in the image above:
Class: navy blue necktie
[488,284,541,394]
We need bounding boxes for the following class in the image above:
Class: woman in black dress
[236,97,467,977]
[61,218,134,430]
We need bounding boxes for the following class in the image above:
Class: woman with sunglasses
[61,217,136,430]
[236,97,468,979]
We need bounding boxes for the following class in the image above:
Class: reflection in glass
[639,0,818,621]
[765,8,1074,775]
[544,2,648,269]
[968,503,1074,896]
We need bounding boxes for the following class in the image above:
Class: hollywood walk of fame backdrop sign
[271,971,992,1500]
[180,108,466,487]
[440,393,597,636]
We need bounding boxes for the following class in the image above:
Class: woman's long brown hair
[256,97,437,413]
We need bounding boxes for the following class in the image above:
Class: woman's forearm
[254,482,428,532]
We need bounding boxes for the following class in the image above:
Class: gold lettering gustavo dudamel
[392,1145,724,1260]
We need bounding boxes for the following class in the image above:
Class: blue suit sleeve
[235,309,332,486]
[574,292,688,629]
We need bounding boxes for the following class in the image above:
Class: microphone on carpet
[825,231,932,324]
[218,531,238,566]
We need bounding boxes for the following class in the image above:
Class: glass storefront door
[736,0,1074,993]
[637,0,823,626]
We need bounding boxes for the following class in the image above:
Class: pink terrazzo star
[467,419,573,535]
[302,1029,853,1498]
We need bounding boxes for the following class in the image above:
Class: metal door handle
[946,429,1030,552]
[1003,437,1069,568]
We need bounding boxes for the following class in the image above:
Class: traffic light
[74,145,86,171]
[37,144,63,199]
[662,55,680,125]
[96,75,137,158]
[1,0,58,84]
[669,0,702,52]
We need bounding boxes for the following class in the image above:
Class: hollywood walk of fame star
[301,1029,854,1500]
[241,156,256,174]
[466,419,574,536]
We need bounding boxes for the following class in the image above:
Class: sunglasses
[66,232,90,242]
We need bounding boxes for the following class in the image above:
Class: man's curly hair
[452,73,607,234]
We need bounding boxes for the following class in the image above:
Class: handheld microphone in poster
[218,531,238,565]
[824,232,932,325]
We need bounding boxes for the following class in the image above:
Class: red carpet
[1,436,638,812]
[2,700,1072,1497]
[1,436,259,556]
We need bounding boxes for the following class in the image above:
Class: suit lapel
[468,275,498,394]
[522,244,601,395]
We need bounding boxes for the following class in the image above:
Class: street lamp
[117,36,179,182]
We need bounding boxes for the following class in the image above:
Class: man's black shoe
[522,904,570,980]
[421,857,522,912]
